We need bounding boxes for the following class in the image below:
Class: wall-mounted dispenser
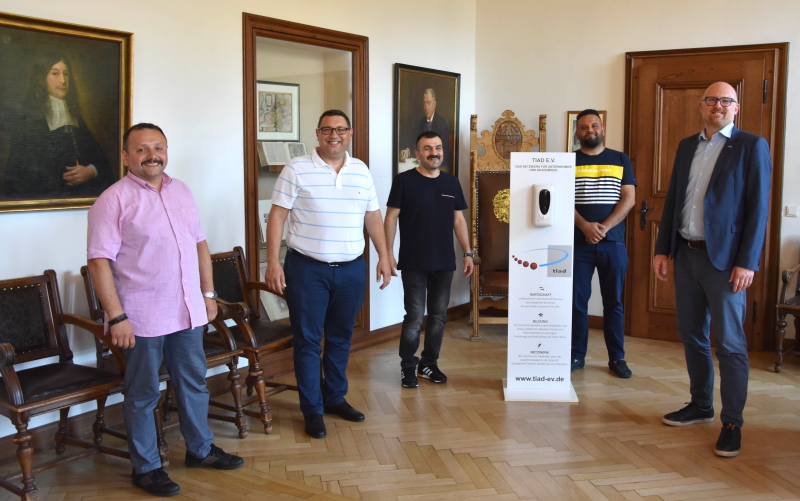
[533,184,553,226]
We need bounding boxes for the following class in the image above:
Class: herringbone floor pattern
[3,318,800,500]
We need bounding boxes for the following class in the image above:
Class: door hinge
[763,79,768,103]
[753,300,758,323]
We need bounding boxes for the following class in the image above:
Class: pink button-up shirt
[87,172,208,337]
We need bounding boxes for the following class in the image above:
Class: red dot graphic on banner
[522,261,529,267]
[530,263,538,270]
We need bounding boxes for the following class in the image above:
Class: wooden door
[625,44,786,350]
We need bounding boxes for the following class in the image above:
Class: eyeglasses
[702,97,738,107]
[318,127,351,135]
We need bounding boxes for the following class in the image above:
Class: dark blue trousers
[674,244,749,427]
[283,251,366,416]
[571,240,628,363]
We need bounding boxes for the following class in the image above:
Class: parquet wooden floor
[3,318,800,501]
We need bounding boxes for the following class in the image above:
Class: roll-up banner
[504,152,578,402]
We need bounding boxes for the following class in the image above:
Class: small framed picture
[566,110,606,152]
[256,81,299,141]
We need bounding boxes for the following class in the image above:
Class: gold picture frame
[566,110,606,152]
[0,12,132,212]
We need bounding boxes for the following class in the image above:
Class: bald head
[699,81,739,137]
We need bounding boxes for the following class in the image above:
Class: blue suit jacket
[654,126,771,271]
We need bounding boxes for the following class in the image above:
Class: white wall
[476,0,800,318]
[0,0,477,439]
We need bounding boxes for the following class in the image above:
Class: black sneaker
[132,467,181,497]
[662,402,714,426]
[418,364,447,383]
[608,360,632,378]
[714,422,741,457]
[185,443,244,470]
[401,367,419,388]
[571,359,585,372]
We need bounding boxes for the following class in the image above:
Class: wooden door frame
[623,42,788,352]
[242,14,370,331]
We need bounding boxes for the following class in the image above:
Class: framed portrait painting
[393,64,460,177]
[256,81,299,142]
[0,12,132,212]
[566,110,606,152]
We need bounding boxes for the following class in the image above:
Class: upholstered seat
[0,364,120,407]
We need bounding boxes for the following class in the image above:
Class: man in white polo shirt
[265,110,392,439]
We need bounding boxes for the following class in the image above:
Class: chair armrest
[58,314,126,374]
[779,263,800,304]
[472,255,482,266]
[0,343,24,406]
[208,320,238,352]
[245,280,285,299]
[215,299,258,347]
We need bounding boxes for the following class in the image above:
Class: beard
[579,134,603,149]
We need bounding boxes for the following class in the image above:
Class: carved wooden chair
[775,256,800,372]
[0,270,130,501]
[469,110,546,341]
[79,265,248,438]
[210,246,296,434]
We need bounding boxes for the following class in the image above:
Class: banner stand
[505,152,578,403]
[502,379,578,402]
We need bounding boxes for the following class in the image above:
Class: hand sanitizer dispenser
[534,184,553,226]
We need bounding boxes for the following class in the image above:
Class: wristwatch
[202,291,218,300]
[464,252,474,258]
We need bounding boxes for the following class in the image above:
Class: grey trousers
[674,244,749,427]
[122,326,214,473]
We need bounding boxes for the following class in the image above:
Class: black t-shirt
[574,148,636,244]
[387,168,468,271]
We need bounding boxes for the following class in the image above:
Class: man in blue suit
[653,81,771,458]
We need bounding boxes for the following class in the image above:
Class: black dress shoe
[304,413,327,438]
[185,443,244,470]
[132,467,181,497]
[324,400,365,422]
[608,360,632,378]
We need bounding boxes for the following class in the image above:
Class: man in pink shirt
[87,123,242,497]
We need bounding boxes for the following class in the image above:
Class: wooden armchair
[79,265,248,438]
[469,111,546,341]
[775,257,800,372]
[0,270,130,501]
[210,246,295,434]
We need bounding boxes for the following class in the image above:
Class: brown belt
[681,237,707,250]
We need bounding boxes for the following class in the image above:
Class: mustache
[426,155,441,161]
[141,158,163,166]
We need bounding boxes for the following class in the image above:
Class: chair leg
[246,375,254,397]
[55,408,69,455]
[162,380,173,423]
[154,396,169,468]
[12,412,38,500]
[93,396,107,445]
[227,361,247,438]
[776,313,788,373]
[249,360,272,434]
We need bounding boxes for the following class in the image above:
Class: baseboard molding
[588,315,603,330]
[0,302,470,466]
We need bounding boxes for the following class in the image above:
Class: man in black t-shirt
[385,132,474,388]
[572,109,637,378]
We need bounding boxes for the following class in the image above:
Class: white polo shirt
[272,148,379,263]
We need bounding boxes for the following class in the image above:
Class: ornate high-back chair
[470,110,546,341]
[0,270,129,500]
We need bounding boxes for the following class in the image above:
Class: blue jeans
[399,270,454,368]
[571,240,628,363]
[283,251,366,416]
[674,244,749,427]
[122,326,213,474]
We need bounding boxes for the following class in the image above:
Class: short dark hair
[576,109,602,121]
[317,109,351,128]
[415,131,442,149]
[123,123,167,150]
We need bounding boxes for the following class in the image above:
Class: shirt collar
[699,122,734,142]
[125,171,172,191]
[311,147,351,170]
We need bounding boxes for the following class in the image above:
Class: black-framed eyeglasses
[702,97,737,107]
[318,127,351,135]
